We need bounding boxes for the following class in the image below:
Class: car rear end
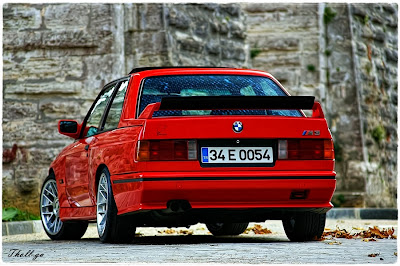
[112,69,336,240]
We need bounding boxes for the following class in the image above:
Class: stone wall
[244,3,397,207]
[2,3,248,215]
[2,3,397,215]
[348,3,398,207]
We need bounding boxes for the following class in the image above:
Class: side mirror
[58,120,81,139]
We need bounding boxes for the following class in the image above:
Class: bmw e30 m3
[40,67,336,243]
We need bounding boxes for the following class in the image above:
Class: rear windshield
[138,75,302,117]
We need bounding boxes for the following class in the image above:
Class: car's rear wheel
[206,222,249,236]
[282,212,326,241]
[96,167,136,243]
[40,173,88,240]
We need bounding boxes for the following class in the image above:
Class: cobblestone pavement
[2,219,398,264]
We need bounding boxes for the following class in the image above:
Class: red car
[40,67,336,243]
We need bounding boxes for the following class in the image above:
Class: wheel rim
[40,179,62,235]
[97,173,108,237]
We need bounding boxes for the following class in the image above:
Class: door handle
[84,145,89,151]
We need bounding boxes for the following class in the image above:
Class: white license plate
[201,147,273,163]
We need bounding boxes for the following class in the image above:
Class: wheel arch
[94,164,108,198]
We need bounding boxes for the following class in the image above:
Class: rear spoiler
[139,96,325,119]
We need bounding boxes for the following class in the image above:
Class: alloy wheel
[40,179,62,235]
[97,173,109,237]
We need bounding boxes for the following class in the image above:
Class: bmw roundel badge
[233,121,243,133]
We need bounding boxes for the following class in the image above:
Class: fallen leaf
[326,241,342,245]
[394,252,397,256]
[368,253,380,257]
[160,229,176,234]
[179,229,193,235]
[244,224,272,234]
[362,238,377,242]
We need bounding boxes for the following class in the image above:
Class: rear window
[138,75,302,117]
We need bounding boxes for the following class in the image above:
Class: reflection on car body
[40,67,336,243]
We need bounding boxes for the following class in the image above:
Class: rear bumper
[111,171,336,216]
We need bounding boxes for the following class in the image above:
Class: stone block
[167,7,191,29]
[2,101,37,121]
[230,21,246,39]
[382,3,397,14]
[253,52,301,68]
[6,221,34,235]
[178,37,204,53]
[220,4,240,17]
[44,4,90,30]
[26,147,63,165]
[42,30,97,48]
[39,100,83,119]
[3,31,42,50]
[5,81,82,95]
[206,42,220,55]
[385,48,398,62]
[3,119,70,145]
[194,19,209,37]
[3,4,42,30]
[14,165,47,193]
[139,4,163,30]
[2,223,8,236]
[124,3,138,31]
[243,3,289,13]
[4,56,84,82]
[250,35,299,51]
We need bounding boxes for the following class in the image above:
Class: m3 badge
[302,130,320,136]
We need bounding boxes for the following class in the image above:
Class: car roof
[128,66,233,75]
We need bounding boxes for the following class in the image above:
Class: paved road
[2,219,397,264]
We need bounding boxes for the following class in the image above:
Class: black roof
[128,66,231,75]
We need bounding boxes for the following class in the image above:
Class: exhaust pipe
[166,200,192,213]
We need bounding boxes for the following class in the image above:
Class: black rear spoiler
[138,96,325,119]
[159,96,315,110]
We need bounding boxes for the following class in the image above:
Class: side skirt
[60,206,96,222]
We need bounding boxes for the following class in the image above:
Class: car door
[64,82,119,207]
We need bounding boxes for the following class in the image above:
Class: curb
[2,220,43,236]
[327,208,398,220]
[2,208,398,236]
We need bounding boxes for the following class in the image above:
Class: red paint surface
[48,68,336,221]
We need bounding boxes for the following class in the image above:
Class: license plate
[201,147,273,163]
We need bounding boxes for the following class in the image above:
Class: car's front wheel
[96,167,136,243]
[40,173,88,240]
[206,222,249,236]
[282,212,326,241]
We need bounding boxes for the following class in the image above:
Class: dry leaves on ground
[354,226,397,239]
[158,229,176,234]
[244,224,272,234]
[368,253,380,257]
[179,229,193,235]
[321,226,396,240]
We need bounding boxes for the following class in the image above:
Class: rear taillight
[278,139,334,160]
[136,140,197,161]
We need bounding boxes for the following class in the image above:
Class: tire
[40,173,88,240]
[282,212,326,241]
[96,167,136,243]
[206,222,249,236]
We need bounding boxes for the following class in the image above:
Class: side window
[83,84,116,137]
[103,80,129,131]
